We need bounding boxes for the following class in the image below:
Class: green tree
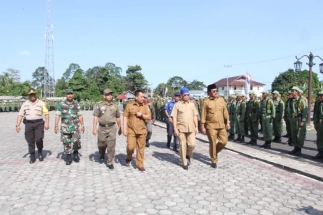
[187,79,206,90]
[153,83,167,97]
[125,65,147,92]
[62,63,81,81]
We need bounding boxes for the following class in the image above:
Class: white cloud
[20,50,31,56]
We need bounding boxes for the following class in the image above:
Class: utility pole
[44,0,55,98]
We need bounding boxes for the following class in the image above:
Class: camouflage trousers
[61,132,81,154]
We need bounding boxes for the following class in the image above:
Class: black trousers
[25,120,44,154]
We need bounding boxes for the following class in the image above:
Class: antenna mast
[44,0,55,97]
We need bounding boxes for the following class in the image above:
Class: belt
[99,122,116,127]
[26,119,43,123]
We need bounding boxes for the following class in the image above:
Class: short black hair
[135,89,144,96]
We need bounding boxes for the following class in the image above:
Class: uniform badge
[100,106,106,113]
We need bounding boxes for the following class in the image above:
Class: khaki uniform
[124,101,151,168]
[93,101,120,165]
[201,97,229,164]
[18,99,49,154]
[171,101,198,166]
[246,99,259,142]
[272,98,284,140]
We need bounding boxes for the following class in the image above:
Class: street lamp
[293,51,323,124]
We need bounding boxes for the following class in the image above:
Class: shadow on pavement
[152,151,182,167]
[88,151,100,163]
[150,141,172,150]
[115,153,137,168]
[297,205,323,214]
[23,150,52,159]
[192,152,211,166]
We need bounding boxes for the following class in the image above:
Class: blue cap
[180,87,189,94]
[174,92,180,96]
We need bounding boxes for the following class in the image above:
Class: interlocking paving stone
[0,111,323,214]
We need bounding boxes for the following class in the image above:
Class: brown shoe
[138,167,145,172]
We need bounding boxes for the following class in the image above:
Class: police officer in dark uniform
[16,88,49,163]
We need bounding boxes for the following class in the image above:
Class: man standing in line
[314,91,323,158]
[246,91,259,145]
[171,87,198,170]
[283,91,293,145]
[259,90,275,149]
[144,98,156,147]
[234,93,246,143]
[55,89,85,165]
[164,92,180,151]
[16,88,49,164]
[201,84,230,168]
[272,91,284,143]
[123,90,151,172]
[92,88,122,169]
[288,86,307,155]
[227,95,236,140]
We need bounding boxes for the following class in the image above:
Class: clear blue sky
[1,0,323,90]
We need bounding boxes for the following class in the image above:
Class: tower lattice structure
[44,0,55,98]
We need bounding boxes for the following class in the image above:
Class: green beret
[249,90,256,95]
[261,90,269,94]
[290,86,300,92]
[272,90,279,95]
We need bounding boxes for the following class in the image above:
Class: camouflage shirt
[56,100,82,134]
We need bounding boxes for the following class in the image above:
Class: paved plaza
[1,111,323,215]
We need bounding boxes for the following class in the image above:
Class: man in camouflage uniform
[144,98,156,147]
[283,91,293,145]
[246,91,259,145]
[227,95,236,140]
[272,91,284,143]
[259,90,275,149]
[93,88,121,169]
[288,86,307,156]
[314,90,323,158]
[55,89,85,165]
[234,93,246,143]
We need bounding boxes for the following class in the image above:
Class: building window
[258,87,259,90]
[222,87,224,90]
[234,86,236,90]
[250,86,253,90]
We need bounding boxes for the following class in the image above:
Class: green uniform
[260,98,275,142]
[234,100,246,136]
[56,100,82,154]
[227,100,236,137]
[284,98,292,138]
[314,100,323,152]
[289,97,307,148]
[246,98,259,141]
[272,98,284,140]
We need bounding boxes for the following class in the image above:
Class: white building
[214,75,265,97]
[189,90,207,98]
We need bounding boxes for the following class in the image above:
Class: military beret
[272,90,279,95]
[298,89,303,94]
[207,83,217,92]
[27,88,37,95]
[103,88,113,94]
[65,89,74,94]
[249,90,256,95]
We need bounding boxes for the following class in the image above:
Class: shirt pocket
[24,106,30,115]
[206,106,214,114]
[35,105,42,116]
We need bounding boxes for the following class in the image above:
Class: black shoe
[186,155,191,166]
[107,164,114,170]
[146,140,150,147]
[287,139,293,146]
[38,150,43,161]
[30,153,36,164]
[294,148,302,156]
[211,163,217,168]
[276,138,282,143]
[183,165,188,170]
[239,136,245,143]
[289,147,298,155]
[173,146,178,152]
[234,135,241,142]
[99,157,104,164]
[260,141,271,149]
[73,151,80,162]
[66,154,72,165]
[314,151,323,159]
[282,134,289,138]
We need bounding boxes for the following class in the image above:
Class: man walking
[314,90,323,158]
[234,93,246,143]
[201,84,230,168]
[164,92,180,151]
[144,98,156,147]
[283,91,293,145]
[55,89,85,165]
[259,90,275,149]
[123,90,151,172]
[16,88,49,164]
[172,87,198,170]
[92,88,122,169]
